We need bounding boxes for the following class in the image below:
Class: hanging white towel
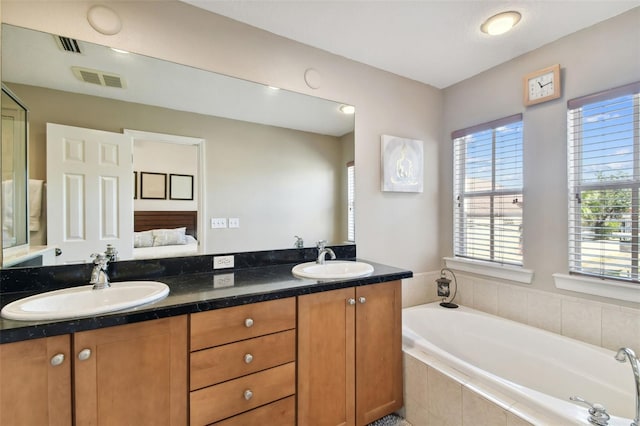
[29,179,44,231]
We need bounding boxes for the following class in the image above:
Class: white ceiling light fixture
[339,104,355,115]
[481,11,522,36]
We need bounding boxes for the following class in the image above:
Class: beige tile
[427,367,462,426]
[561,299,602,346]
[497,285,528,324]
[602,307,640,355]
[428,410,460,426]
[403,274,437,308]
[462,387,507,426]
[404,396,429,426]
[472,279,498,315]
[526,291,561,334]
[457,275,474,307]
[404,353,429,405]
[506,412,533,426]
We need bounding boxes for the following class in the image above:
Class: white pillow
[134,230,154,248]
[152,227,187,246]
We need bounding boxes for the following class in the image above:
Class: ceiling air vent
[71,67,125,89]
[55,35,82,54]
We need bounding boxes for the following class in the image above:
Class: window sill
[553,273,640,303]
[443,257,534,284]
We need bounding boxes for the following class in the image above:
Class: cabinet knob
[347,298,356,305]
[244,318,254,328]
[50,353,65,366]
[359,297,366,304]
[244,389,253,401]
[244,353,254,364]
[77,348,92,361]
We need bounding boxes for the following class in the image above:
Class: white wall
[133,140,198,211]
[440,8,640,308]
[2,0,442,272]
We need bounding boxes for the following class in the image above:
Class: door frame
[124,129,206,254]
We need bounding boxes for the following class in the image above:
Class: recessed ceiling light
[340,104,355,114]
[481,11,521,36]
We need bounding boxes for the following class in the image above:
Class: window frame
[567,81,640,283]
[452,113,524,266]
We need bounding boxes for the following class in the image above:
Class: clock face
[528,71,555,100]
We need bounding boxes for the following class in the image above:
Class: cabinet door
[0,334,72,426]
[297,287,355,426]
[355,281,403,425]
[73,316,187,426]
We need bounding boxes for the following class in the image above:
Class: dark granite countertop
[0,256,412,344]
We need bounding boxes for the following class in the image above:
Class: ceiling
[181,0,639,89]
[2,24,354,137]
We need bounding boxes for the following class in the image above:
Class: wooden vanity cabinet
[0,334,72,426]
[297,281,403,426]
[0,316,187,426]
[74,316,188,425]
[189,298,296,425]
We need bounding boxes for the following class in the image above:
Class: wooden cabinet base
[213,396,295,426]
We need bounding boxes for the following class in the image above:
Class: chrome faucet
[90,252,110,290]
[316,240,336,264]
[615,347,640,426]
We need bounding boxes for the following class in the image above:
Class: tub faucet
[90,252,110,290]
[316,240,336,265]
[570,396,611,426]
[615,347,640,426]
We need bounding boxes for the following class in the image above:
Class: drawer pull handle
[359,297,366,304]
[347,298,356,305]
[244,318,254,328]
[244,353,254,364]
[50,353,65,366]
[77,348,91,361]
[244,389,253,401]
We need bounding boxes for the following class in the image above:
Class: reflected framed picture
[381,134,424,193]
[140,172,167,199]
[169,174,194,200]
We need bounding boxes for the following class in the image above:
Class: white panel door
[47,123,133,264]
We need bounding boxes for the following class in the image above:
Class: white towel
[29,179,44,231]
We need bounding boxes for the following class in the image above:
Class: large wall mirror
[1,24,355,268]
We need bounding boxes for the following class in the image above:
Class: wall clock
[523,64,561,106]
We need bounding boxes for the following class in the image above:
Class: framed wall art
[169,174,194,200]
[381,134,424,193]
[140,172,167,199]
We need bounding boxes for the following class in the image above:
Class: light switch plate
[211,218,227,229]
[228,218,240,228]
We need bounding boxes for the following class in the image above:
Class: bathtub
[402,302,636,425]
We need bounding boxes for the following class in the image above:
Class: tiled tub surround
[401,271,640,356]
[402,303,636,425]
[0,246,412,344]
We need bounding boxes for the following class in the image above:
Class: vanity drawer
[190,298,296,351]
[190,362,296,426]
[212,396,295,426]
[190,329,295,390]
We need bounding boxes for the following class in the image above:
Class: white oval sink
[292,261,374,279]
[1,281,169,321]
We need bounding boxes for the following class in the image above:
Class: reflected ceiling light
[267,85,280,91]
[110,47,130,54]
[340,104,355,114]
[481,11,521,36]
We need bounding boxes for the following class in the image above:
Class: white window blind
[568,81,640,282]
[347,162,355,242]
[453,114,524,266]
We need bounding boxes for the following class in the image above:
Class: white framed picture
[381,135,424,193]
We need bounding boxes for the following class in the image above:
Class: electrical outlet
[211,218,227,229]
[228,218,240,228]
[213,273,235,288]
[213,255,234,269]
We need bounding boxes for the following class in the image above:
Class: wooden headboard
[134,211,198,239]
